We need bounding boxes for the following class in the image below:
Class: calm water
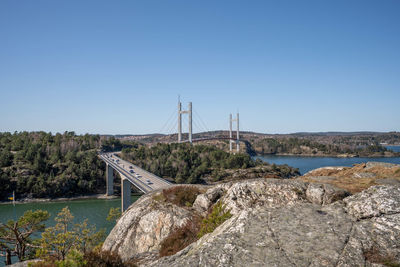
[386,145,400,152]
[255,155,400,175]
[0,196,140,266]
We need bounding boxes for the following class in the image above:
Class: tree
[0,149,13,167]
[106,207,121,222]
[37,207,76,261]
[37,206,105,261]
[75,219,105,254]
[0,210,50,264]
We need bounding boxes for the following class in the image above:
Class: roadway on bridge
[100,152,171,193]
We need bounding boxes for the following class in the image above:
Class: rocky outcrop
[343,185,400,220]
[306,183,350,205]
[365,161,400,170]
[103,177,400,266]
[193,186,223,216]
[305,166,347,176]
[102,188,201,261]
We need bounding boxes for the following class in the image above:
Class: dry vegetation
[156,185,232,258]
[300,163,400,193]
[156,186,205,207]
[159,216,201,257]
[363,246,400,267]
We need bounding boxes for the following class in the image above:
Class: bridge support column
[236,112,240,152]
[106,163,114,196]
[229,114,233,152]
[188,102,192,143]
[121,178,131,212]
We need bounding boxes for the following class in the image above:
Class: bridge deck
[99,153,171,193]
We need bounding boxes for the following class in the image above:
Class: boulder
[305,166,347,176]
[102,188,197,261]
[193,186,224,216]
[219,178,308,215]
[343,185,400,220]
[306,183,349,205]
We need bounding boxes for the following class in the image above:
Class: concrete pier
[106,163,114,196]
[122,178,131,212]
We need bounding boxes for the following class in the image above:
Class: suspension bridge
[99,99,245,211]
[162,99,244,152]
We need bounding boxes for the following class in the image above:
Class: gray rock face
[337,213,400,267]
[102,189,196,261]
[305,166,347,176]
[306,183,349,205]
[193,186,223,216]
[103,179,400,267]
[220,179,308,215]
[151,203,353,267]
[344,185,400,220]
[353,172,376,178]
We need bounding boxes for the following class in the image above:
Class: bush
[159,216,201,257]
[162,186,202,207]
[363,246,400,267]
[83,250,137,267]
[198,201,232,238]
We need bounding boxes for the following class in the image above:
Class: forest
[0,132,122,201]
[0,132,300,201]
[120,142,298,184]
[249,137,395,157]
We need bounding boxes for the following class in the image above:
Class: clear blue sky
[1,0,399,135]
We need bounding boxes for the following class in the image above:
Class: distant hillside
[115,131,400,157]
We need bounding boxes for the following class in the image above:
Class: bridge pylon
[178,100,192,143]
[229,113,240,152]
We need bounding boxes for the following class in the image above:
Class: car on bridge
[130,170,134,174]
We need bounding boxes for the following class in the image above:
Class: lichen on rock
[102,171,400,266]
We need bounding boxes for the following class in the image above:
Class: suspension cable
[158,106,178,134]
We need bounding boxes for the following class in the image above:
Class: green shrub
[198,202,232,238]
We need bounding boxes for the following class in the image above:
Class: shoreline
[0,193,121,205]
[255,153,400,158]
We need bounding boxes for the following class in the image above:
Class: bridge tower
[229,113,240,152]
[178,100,193,143]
